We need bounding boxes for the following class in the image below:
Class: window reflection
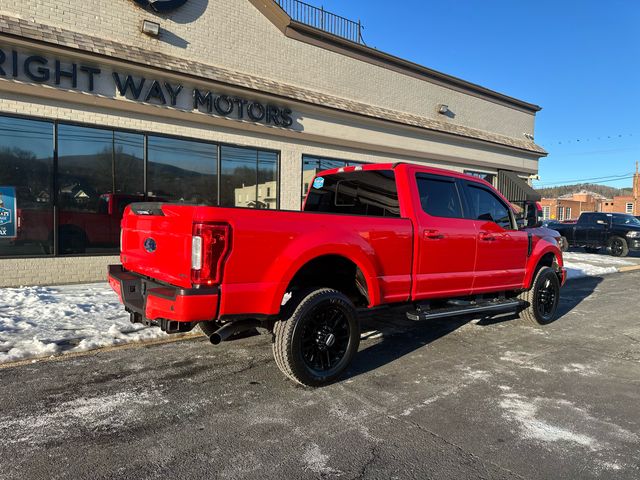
[0,116,54,256]
[57,125,144,254]
[147,136,217,205]
[257,151,278,209]
[221,146,258,208]
[0,114,280,258]
[220,147,279,209]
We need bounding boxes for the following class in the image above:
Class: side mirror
[524,201,543,228]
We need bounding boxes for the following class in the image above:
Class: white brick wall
[0,256,119,287]
[2,0,536,139]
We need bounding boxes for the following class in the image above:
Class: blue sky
[317,0,640,189]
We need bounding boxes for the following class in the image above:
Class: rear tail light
[191,223,231,287]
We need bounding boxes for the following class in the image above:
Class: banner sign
[0,186,17,239]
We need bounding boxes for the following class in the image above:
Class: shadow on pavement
[346,312,473,380]
[343,275,603,381]
[555,275,603,319]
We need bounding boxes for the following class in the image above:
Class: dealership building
[0,0,546,286]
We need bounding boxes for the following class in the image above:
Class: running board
[406,299,524,321]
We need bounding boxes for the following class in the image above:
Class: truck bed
[120,203,413,318]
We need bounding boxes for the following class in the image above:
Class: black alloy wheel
[300,304,351,373]
[273,288,360,387]
[518,266,560,325]
[609,236,629,257]
[535,275,558,321]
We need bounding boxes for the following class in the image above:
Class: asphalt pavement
[1,272,639,480]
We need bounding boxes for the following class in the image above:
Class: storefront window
[115,132,145,196]
[302,155,365,200]
[0,116,54,256]
[57,125,144,254]
[220,146,279,209]
[257,151,278,209]
[147,136,218,205]
[221,146,258,208]
[0,114,280,258]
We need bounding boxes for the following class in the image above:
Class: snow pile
[0,283,171,364]
[562,252,635,280]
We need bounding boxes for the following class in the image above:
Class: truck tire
[608,236,629,257]
[272,288,360,387]
[558,236,569,252]
[518,266,560,326]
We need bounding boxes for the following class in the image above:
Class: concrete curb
[0,332,201,370]
[617,265,640,273]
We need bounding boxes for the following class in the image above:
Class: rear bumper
[108,265,219,332]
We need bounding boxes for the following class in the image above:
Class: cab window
[463,183,514,230]
[415,174,464,218]
[303,170,400,217]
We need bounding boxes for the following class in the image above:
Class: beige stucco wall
[1,0,536,140]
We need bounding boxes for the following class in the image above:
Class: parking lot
[1,271,639,480]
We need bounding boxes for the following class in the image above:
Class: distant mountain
[535,183,633,199]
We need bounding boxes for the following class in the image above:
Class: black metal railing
[275,0,365,44]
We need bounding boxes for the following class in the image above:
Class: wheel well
[285,255,369,308]
[535,252,561,280]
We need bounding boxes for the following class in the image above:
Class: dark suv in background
[551,212,640,256]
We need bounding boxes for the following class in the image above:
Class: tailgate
[120,203,196,289]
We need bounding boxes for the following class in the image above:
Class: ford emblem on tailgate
[144,238,157,253]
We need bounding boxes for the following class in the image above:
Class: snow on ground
[562,252,637,280]
[0,283,172,364]
[0,251,638,364]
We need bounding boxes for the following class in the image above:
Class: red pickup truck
[108,163,566,386]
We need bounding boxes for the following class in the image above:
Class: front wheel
[272,288,360,387]
[518,266,560,326]
[609,236,629,257]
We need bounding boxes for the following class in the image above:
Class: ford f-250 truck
[108,163,566,386]
[550,212,640,257]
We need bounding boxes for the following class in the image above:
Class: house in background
[540,191,603,221]
[540,162,639,220]
[600,162,639,216]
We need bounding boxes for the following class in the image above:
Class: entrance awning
[497,170,541,203]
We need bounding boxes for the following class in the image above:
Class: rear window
[303,170,400,217]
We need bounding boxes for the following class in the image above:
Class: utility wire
[534,172,634,187]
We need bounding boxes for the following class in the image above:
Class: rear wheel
[273,288,360,387]
[609,236,629,257]
[558,236,569,252]
[518,266,560,326]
